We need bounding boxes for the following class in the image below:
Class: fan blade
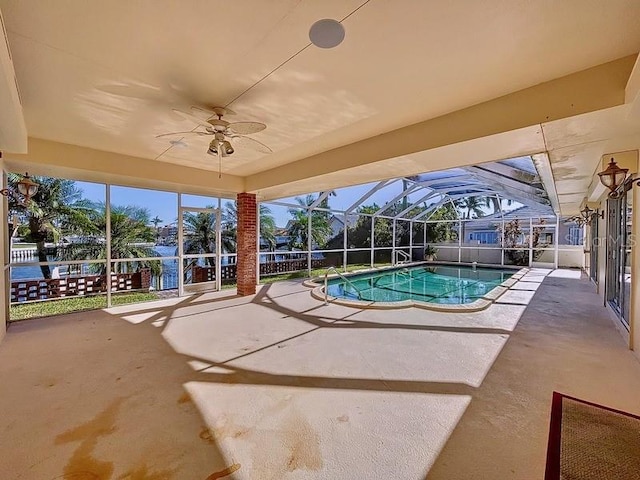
[230,135,272,154]
[155,130,209,138]
[227,121,266,135]
[172,109,213,127]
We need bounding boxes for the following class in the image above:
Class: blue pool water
[326,265,514,304]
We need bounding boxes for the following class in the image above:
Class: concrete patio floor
[1,269,639,479]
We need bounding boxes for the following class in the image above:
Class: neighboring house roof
[465,206,556,231]
[329,214,359,228]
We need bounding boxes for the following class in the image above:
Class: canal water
[10,246,181,290]
[10,245,316,290]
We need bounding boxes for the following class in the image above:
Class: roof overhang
[0,9,26,153]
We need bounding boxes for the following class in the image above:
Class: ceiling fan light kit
[208,139,234,157]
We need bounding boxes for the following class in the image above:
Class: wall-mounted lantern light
[0,173,39,205]
[580,205,604,225]
[597,158,638,198]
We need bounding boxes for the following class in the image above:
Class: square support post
[237,193,257,296]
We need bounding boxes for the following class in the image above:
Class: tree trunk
[36,240,51,279]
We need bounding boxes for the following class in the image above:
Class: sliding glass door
[589,215,598,282]
[605,187,633,329]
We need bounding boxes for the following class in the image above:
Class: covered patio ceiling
[0,1,640,216]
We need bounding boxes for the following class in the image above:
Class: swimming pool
[312,264,523,311]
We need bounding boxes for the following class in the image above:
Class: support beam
[5,138,244,199]
[374,184,421,216]
[409,174,472,187]
[309,190,331,209]
[345,180,392,213]
[467,165,547,196]
[412,196,449,221]
[394,192,440,219]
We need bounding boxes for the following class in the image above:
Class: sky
[74,179,402,228]
[72,177,517,229]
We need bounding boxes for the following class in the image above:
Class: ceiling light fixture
[309,19,345,48]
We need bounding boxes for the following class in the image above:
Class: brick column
[237,192,257,296]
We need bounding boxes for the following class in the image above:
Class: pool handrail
[323,267,364,305]
[394,250,411,265]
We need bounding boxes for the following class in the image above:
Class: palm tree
[455,196,485,219]
[8,174,95,279]
[483,196,501,215]
[286,194,333,250]
[259,205,277,251]
[455,196,485,244]
[220,202,237,254]
[151,215,162,242]
[222,201,278,252]
[483,196,512,215]
[61,203,161,275]
[426,202,458,243]
[183,207,217,266]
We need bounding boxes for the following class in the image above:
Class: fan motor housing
[207,118,229,131]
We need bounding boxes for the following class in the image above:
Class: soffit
[543,103,640,215]
[1,0,640,177]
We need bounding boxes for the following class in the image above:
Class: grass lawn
[10,291,160,321]
[11,243,37,249]
[9,264,392,320]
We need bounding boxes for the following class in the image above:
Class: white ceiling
[1,0,640,214]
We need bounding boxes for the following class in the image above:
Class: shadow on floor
[0,298,241,480]
[424,274,640,479]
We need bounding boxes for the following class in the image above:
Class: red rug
[545,391,640,479]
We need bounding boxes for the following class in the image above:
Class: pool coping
[304,262,530,312]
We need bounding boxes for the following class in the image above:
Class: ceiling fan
[157,106,272,175]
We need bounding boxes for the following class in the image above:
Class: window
[567,227,584,246]
[469,231,498,244]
